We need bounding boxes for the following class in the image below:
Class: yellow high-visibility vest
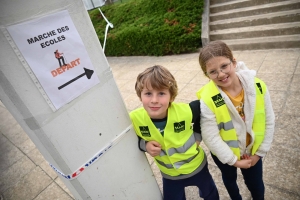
[196,78,266,159]
[130,103,205,176]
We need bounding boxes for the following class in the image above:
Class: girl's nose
[217,70,226,78]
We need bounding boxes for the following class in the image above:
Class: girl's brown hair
[199,40,236,77]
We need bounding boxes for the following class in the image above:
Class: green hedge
[89,0,203,56]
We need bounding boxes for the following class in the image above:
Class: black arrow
[58,68,94,90]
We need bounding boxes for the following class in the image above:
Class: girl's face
[206,56,237,90]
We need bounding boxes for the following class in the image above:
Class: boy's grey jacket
[200,61,275,166]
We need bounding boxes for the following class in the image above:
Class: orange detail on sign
[51,58,80,77]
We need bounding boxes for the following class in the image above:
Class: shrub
[89,0,203,56]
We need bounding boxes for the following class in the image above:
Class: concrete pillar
[0,0,162,199]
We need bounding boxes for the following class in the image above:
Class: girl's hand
[250,155,261,166]
[241,154,250,160]
[233,159,252,169]
[146,141,162,157]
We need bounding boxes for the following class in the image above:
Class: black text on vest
[139,126,151,137]
[212,94,225,107]
[174,121,185,133]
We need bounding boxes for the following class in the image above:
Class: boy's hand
[146,141,161,157]
[233,159,252,169]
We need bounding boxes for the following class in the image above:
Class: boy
[129,65,219,200]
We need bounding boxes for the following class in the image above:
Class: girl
[196,41,275,200]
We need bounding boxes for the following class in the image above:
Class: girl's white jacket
[200,61,275,166]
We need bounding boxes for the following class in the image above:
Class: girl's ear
[232,57,237,69]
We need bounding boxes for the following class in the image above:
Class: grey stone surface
[35,182,73,200]
[208,1,300,50]
[0,156,35,193]
[201,0,210,46]
[0,48,300,199]
[2,167,52,200]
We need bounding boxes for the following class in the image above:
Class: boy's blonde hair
[135,65,178,102]
[199,40,236,77]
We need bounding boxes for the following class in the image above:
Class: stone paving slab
[0,48,300,200]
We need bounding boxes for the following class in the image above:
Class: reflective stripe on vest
[196,77,266,158]
[156,149,200,169]
[130,103,205,176]
[168,133,196,156]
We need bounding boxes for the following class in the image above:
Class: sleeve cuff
[228,155,238,166]
[139,139,147,152]
[194,132,202,142]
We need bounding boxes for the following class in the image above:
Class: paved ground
[0,48,300,200]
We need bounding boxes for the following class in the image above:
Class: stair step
[210,0,285,13]
[211,0,237,5]
[210,0,285,5]
[205,0,300,50]
[210,0,300,21]
[210,22,300,40]
[211,0,249,13]
[223,35,300,50]
[210,9,300,31]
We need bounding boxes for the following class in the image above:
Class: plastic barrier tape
[49,125,132,180]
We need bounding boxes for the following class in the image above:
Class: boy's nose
[151,95,158,103]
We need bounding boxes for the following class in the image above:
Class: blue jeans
[162,163,219,200]
[211,153,264,200]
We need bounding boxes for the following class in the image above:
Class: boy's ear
[168,98,174,107]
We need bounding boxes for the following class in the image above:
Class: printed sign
[7,10,100,110]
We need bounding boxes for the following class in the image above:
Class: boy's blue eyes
[144,92,165,95]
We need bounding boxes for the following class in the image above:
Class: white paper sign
[7,10,100,110]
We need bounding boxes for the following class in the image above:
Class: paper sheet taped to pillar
[6,10,100,110]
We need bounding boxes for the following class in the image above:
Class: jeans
[211,153,264,200]
[162,163,219,200]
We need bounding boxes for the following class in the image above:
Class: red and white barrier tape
[49,125,132,180]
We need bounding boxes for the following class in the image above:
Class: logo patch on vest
[256,83,263,94]
[174,121,185,133]
[212,93,225,107]
[139,126,151,137]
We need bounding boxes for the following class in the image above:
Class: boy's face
[140,84,171,119]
